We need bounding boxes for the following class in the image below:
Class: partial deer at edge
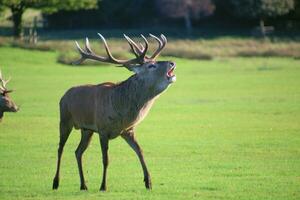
[52,34,176,191]
[0,70,18,122]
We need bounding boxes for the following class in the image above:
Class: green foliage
[0,0,97,38]
[0,0,53,10]
[229,0,295,19]
[0,47,300,199]
[44,0,98,13]
[0,0,97,12]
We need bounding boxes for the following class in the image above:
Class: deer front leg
[99,135,109,191]
[122,130,152,190]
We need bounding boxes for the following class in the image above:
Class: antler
[74,34,167,69]
[149,34,167,60]
[0,70,11,93]
[123,34,167,60]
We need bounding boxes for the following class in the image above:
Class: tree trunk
[184,13,192,35]
[10,4,25,40]
[259,18,266,38]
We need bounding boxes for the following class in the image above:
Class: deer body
[53,34,176,191]
[61,74,160,139]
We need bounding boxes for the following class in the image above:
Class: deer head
[0,70,18,121]
[74,34,176,94]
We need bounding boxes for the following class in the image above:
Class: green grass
[0,47,299,200]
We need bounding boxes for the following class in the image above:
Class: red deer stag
[52,34,176,191]
[0,70,18,121]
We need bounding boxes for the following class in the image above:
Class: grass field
[0,46,299,200]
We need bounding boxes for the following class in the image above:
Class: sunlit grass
[0,47,299,200]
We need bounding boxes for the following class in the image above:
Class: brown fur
[53,35,176,191]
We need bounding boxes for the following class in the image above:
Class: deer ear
[124,64,142,74]
[4,90,13,94]
[131,66,143,74]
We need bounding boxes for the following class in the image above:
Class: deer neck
[111,74,160,124]
[114,74,158,108]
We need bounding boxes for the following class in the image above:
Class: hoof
[100,185,107,191]
[80,184,88,190]
[144,177,152,190]
[52,177,59,190]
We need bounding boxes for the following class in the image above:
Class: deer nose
[11,104,19,112]
[169,62,176,67]
[14,106,19,112]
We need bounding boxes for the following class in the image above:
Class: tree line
[0,0,299,39]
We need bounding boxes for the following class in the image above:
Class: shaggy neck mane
[112,74,158,115]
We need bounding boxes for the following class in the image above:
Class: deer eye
[148,64,156,69]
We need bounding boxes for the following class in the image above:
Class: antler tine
[149,33,162,59]
[73,33,165,68]
[149,34,167,59]
[74,38,102,65]
[161,34,168,44]
[73,41,87,65]
[74,34,133,65]
[0,69,10,92]
[0,70,4,91]
[160,34,167,52]
[123,34,141,58]
[149,33,163,46]
[123,34,144,55]
[3,77,11,88]
[140,34,149,58]
[85,37,93,54]
[139,43,145,51]
[124,34,149,63]
[97,33,125,64]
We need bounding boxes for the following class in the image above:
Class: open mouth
[166,66,176,82]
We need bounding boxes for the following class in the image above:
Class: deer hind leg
[99,135,109,191]
[122,130,152,190]
[52,119,73,190]
[75,129,93,190]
